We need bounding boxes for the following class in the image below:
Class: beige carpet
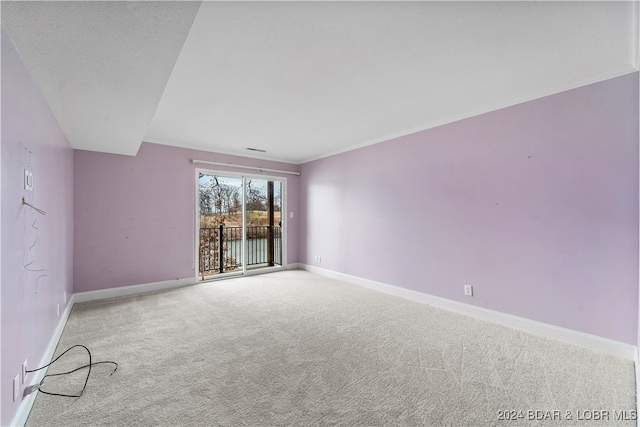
[26,270,635,426]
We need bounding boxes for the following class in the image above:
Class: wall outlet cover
[464,284,473,296]
[22,360,28,384]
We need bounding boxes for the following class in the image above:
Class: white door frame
[194,168,287,281]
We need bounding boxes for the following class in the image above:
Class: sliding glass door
[197,170,285,280]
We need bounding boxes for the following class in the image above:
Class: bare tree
[245,179,266,212]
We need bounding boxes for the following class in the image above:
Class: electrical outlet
[289,212,294,218]
[13,374,20,402]
[56,303,60,317]
[64,291,67,304]
[464,284,473,296]
[22,360,28,385]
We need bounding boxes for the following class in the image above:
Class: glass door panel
[245,179,283,271]
[198,173,244,279]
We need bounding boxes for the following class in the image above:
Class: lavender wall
[73,142,300,292]
[300,72,639,345]
[1,33,74,425]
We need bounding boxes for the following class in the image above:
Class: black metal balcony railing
[199,225,282,276]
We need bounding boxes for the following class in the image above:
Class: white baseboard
[10,295,76,427]
[287,263,302,270]
[74,277,196,303]
[636,348,639,416]
[300,264,637,361]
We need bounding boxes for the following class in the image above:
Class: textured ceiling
[1,1,202,155]
[2,1,639,163]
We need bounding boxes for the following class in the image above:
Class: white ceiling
[2,1,638,164]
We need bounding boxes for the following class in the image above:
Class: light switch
[24,169,33,191]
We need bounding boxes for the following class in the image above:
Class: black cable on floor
[25,344,118,398]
